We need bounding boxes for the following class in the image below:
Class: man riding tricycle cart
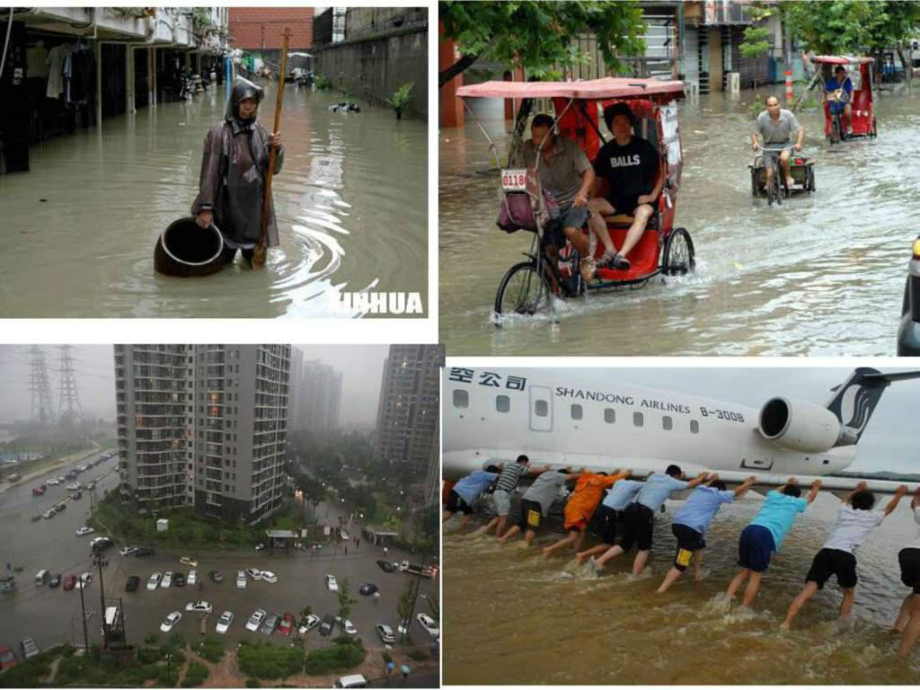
[456,77,696,319]
[814,55,878,144]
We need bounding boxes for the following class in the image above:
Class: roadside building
[298,361,342,435]
[115,345,291,524]
[227,7,314,74]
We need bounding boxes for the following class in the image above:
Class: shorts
[620,503,655,553]
[594,505,621,544]
[445,490,473,516]
[806,548,858,589]
[544,204,590,249]
[761,145,792,167]
[672,523,706,572]
[737,524,775,573]
[492,489,512,517]
[608,195,642,216]
[899,548,920,594]
[518,499,544,533]
[564,511,590,532]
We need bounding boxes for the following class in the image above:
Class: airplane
[442,367,920,495]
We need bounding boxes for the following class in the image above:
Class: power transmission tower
[57,344,84,428]
[28,346,56,429]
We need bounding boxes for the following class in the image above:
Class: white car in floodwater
[261,571,277,583]
[147,573,162,590]
[245,609,266,632]
[416,613,439,638]
[75,526,94,536]
[187,570,198,586]
[161,571,173,588]
[216,611,233,634]
[326,574,338,592]
[236,571,246,588]
[160,611,182,633]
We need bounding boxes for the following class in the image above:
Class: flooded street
[0,462,438,654]
[439,85,920,355]
[0,84,427,318]
[443,493,920,684]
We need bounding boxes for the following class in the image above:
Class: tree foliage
[440,0,647,86]
[337,578,357,623]
[781,0,920,55]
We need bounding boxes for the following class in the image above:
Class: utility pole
[77,577,90,651]
[96,552,108,649]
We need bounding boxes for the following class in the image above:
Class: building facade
[115,344,290,524]
[228,7,314,66]
[300,360,343,434]
[289,347,304,431]
[373,345,443,476]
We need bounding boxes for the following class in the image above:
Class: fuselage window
[633,412,644,428]
[662,416,673,431]
[453,389,469,409]
[535,400,548,417]
[604,408,615,424]
[496,395,510,413]
[571,404,583,420]
[690,419,700,434]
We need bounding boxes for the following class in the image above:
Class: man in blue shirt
[574,478,644,564]
[589,465,708,576]
[724,477,821,608]
[824,65,853,134]
[442,466,500,530]
[656,474,757,594]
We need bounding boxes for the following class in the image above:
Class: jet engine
[758,397,842,453]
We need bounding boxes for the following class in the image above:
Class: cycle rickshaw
[813,55,878,145]
[456,78,695,319]
[749,146,816,206]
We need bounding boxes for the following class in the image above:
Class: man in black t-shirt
[587,103,663,271]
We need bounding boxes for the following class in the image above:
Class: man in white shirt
[893,486,920,657]
[781,482,907,630]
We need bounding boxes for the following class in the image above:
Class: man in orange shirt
[542,469,632,558]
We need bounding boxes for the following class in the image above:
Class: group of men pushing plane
[442,457,920,657]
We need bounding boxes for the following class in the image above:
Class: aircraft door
[529,386,553,432]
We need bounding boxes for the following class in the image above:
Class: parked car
[71,490,83,499]
[161,571,173,588]
[254,543,265,551]
[179,556,198,568]
[90,537,114,553]
[75,526,94,537]
[260,613,280,635]
[76,572,92,589]
[278,613,295,636]
[261,570,277,584]
[119,546,138,557]
[160,611,182,633]
[49,573,61,588]
[334,675,368,689]
[376,560,395,573]
[42,509,55,520]
[245,568,262,581]
[208,570,223,583]
[319,615,336,637]
[147,573,162,591]
[173,573,186,588]
[66,483,81,491]
[135,547,156,558]
[298,614,321,635]
[359,583,378,596]
[326,575,338,592]
[416,613,439,638]
[236,571,247,589]
[187,570,198,586]
[0,646,17,671]
[55,503,66,513]
[375,623,395,645]
[215,611,234,635]
[185,601,212,615]
[340,530,350,541]
[63,574,76,591]
[19,637,39,660]
[32,486,45,496]
[245,609,266,632]
[125,575,140,592]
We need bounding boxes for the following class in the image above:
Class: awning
[457,77,685,101]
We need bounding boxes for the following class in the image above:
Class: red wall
[228,8,314,50]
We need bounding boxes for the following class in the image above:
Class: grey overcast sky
[0,345,391,429]
[486,367,920,475]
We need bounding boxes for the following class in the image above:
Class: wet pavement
[439,84,920,355]
[0,82,428,318]
[0,468,438,656]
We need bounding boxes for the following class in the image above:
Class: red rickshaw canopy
[812,55,875,65]
[456,77,685,101]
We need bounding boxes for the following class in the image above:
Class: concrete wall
[228,7,314,50]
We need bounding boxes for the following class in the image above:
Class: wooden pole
[252,28,290,269]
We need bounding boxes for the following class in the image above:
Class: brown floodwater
[439,85,920,355]
[443,493,920,684]
[0,83,427,318]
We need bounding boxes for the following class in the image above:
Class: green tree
[739,3,773,95]
[396,578,416,644]
[439,0,647,87]
[336,578,357,625]
[781,0,920,55]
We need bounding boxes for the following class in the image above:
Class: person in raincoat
[192,76,283,265]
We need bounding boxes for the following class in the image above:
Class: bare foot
[780,622,791,631]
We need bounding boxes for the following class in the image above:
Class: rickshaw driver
[522,114,597,282]
[751,96,803,192]
[587,103,663,272]
[824,65,853,135]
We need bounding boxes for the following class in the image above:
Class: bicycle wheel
[830,117,840,145]
[494,261,553,317]
[662,228,696,276]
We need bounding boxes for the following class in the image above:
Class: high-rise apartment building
[289,348,304,431]
[301,360,342,434]
[373,345,443,476]
[115,345,290,524]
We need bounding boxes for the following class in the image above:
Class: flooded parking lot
[439,85,920,355]
[0,83,428,318]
